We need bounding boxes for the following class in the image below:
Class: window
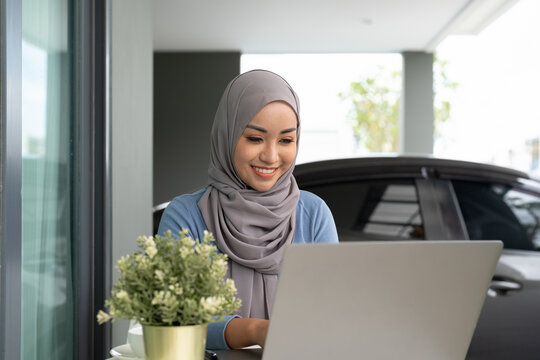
[21,0,77,358]
[502,189,540,250]
[2,0,108,358]
[303,180,424,241]
[453,181,540,251]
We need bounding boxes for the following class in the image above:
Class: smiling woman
[233,101,298,192]
[157,70,339,350]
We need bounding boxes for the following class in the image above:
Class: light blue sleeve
[312,197,339,244]
[157,190,207,242]
[206,315,240,350]
[296,190,339,244]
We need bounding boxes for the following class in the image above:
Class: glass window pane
[302,180,424,240]
[21,0,76,359]
[453,181,539,251]
[503,190,540,250]
[381,184,418,202]
[369,202,422,225]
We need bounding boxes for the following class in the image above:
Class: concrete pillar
[400,52,434,155]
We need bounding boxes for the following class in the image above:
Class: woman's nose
[260,143,278,164]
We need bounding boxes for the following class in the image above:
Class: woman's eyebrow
[280,127,297,134]
[245,124,267,133]
[245,124,297,134]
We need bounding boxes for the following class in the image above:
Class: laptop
[262,241,502,360]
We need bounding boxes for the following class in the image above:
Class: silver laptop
[262,241,502,360]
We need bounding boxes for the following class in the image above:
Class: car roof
[293,155,535,187]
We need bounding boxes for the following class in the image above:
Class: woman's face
[233,101,298,192]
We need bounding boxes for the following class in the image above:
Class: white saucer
[110,344,144,360]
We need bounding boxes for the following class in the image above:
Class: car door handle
[487,279,522,297]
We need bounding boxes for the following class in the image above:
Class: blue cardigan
[158,188,338,349]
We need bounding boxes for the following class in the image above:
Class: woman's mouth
[252,166,277,177]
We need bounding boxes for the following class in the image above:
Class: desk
[215,348,262,360]
[107,347,263,360]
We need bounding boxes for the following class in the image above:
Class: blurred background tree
[433,52,459,138]
[339,53,457,153]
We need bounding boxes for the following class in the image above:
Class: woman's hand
[224,318,269,349]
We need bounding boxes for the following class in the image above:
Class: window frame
[1,0,23,358]
[76,0,112,358]
[415,178,469,240]
[0,0,111,358]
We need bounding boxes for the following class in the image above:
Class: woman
[158,69,338,350]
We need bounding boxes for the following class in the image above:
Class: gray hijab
[198,70,300,319]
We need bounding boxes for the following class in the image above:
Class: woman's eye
[280,138,295,144]
[247,137,263,143]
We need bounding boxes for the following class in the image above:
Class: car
[153,155,540,359]
[293,156,540,360]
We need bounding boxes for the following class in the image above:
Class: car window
[302,180,424,241]
[453,181,540,251]
[503,189,540,250]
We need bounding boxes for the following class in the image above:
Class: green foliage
[97,230,241,326]
[340,54,458,152]
[433,52,459,137]
[339,70,400,152]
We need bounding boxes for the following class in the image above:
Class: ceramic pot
[142,324,207,360]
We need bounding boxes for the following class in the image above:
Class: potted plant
[97,229,241,360]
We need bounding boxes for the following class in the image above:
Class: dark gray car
[153,156,540,359]
[293,156,540,360]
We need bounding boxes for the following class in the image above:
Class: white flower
[225,278,237,293]
[138,256,151,270]
[139,236,158,259]
[181,236,195,249]
[213,258,227,270]
[116,290,129,300]
[200,296,224,313]
[179,228,189,237]
[196,244,213,254]
[155,269,165,282]
[143,236,154,247]
[152,291,166,305]
[180,247,192,259]
[117,255,128,268]
[203,230,215,242]
[96,310,112,324]
[145,245,157,259]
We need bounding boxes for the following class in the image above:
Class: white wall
[111,0,153,347]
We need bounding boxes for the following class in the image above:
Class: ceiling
[153,0,518,53]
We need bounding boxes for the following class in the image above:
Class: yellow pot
[142,324,208,360]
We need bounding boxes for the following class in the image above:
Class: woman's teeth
[254,167,275,174]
